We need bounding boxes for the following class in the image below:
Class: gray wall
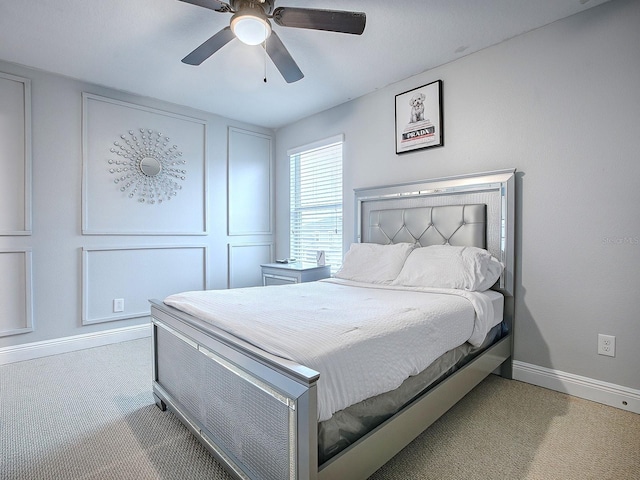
[0,61,274,348]
[275,0,640,390]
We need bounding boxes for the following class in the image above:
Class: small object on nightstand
[275,258,296,264]
[316,250,326,266]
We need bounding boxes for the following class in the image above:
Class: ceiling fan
[179,0,366,83]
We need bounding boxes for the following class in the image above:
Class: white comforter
[164,278,499,421]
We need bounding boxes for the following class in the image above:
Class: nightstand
[261,262,331,286]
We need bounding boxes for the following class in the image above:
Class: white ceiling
[0,0,609,129]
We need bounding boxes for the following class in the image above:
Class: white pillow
[335,242,416,284]
[391,245,503,291]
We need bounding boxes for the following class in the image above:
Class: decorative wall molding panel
[82,245,208,325]
[228,242,273,288]
[227,127,273,235]
[0,249,33,337]
[82,93,208,235]
[0,72,32,235]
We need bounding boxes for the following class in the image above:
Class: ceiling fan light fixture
[231,10,272,45]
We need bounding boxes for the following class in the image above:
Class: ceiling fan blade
[177,0,230,13]
[182,27,235,65]
[272,7,366,35]
[265,31,304,83]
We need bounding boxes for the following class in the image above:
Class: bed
[149,168,516,480]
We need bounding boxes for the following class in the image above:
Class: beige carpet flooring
[1,337,638,479]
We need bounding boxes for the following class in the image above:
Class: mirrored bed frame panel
[149,168,516,480]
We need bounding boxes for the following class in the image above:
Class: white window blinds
[289,136,343,273]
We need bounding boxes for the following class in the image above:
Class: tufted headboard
[368,204,486,248]
[354,169,516,296]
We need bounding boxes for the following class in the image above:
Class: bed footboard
[150,300,320,480]
[151,297,511,480]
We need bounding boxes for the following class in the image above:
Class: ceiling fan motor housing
[230,0,274,16]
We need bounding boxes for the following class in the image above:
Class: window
[289,135,343,273]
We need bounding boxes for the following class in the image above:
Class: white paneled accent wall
[0,59,274,355]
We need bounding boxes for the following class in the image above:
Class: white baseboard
[0,323,152,365]
[513,360,640,415]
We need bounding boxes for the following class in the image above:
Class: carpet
[1,338,638,479]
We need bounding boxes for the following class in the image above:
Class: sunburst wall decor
[108,128,187,204]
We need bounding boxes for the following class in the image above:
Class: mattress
[318,318,505,462]
[164,279,503,422]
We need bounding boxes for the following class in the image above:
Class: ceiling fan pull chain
[263,33,268,83]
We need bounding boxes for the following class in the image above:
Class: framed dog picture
[395,80,443,154]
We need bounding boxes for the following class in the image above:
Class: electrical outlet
[598,334,615,357]
[113,298,125,313]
